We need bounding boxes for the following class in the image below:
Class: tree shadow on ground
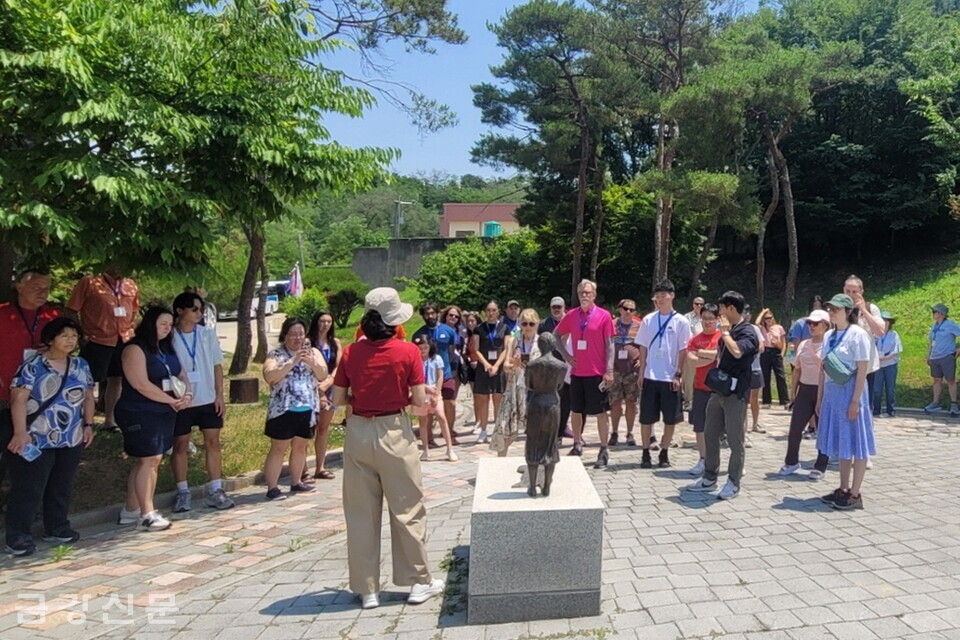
[437,544,469,627]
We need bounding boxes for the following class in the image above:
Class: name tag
[487,350,498,361]
[23,348,37,363]
[577,340,588,351]
[162,379,172,392]
[187,371,202,384]
[618,349,628,360]
[113,306,128,317]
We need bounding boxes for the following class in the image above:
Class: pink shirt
[555,304,616,377]
[761,324,786,349]
[795,339,823,386]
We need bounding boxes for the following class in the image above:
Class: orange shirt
[66,274,139,346]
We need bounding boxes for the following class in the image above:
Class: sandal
[314,470,335,480]
[751,425,767,434]
[301,472,315,484]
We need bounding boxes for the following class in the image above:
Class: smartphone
[21,443,42,462]
[520,354,530,364]
[598,380,608,392]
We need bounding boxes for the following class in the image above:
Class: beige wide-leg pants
[343,413,433,595]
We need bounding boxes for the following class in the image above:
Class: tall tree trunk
[572,112,589,301]
[691,211,720,295]
[588,152,606,281]
[777,150,799,325]
[0,230,16,304]
[229,223,264,376]
[756,146,780,308]
[253,260,270,364]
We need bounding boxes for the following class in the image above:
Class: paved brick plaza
[2,396,960,640]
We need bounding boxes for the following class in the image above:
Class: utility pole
[394,198,414,238]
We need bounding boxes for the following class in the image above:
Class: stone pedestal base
[468,457,605,624]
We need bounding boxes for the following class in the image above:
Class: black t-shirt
[538,316,560,334]
[717,320,759,399]
[474,321,509,359]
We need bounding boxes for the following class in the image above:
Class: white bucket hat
[364,287,413,326]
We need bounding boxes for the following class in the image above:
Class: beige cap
[364,288,413,326]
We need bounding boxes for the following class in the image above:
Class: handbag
[160,357,187,399]
[705,367,735,396]
[822,328,854,385]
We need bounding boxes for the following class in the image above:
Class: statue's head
[537,332,556,355]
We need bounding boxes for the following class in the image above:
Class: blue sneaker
[925,403,942,414]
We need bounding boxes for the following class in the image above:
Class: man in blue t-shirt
[926,303,960,415]
[413,302,459,442]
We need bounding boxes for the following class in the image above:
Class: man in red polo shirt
[0,268,61,500]
[332,287,444,611]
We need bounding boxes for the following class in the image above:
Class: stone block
[468,457,604,624]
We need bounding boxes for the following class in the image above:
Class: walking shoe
[640,449,652,469]
[808,469,824,481]
[626,433,637,446]
[475,429,489,444]
[408,579,445,604]
[820,488,846,504]
[266,487,286,501]
[658,448,670,468]
[138,511,172,532]
[118,507,141,525]
[290,482,315,494]
[886,412,895,418]
[648,436,659,451]
[593,447,609,469]
[832,492,863,510]
[803,428,817,440]
[361,593,380,609]
[744,434,753,448]
[750,424,766,434]
[608,432,619,446]
[472,424,482,435]
[688,458,705,476]
[205,488,235,510]
[952,404,959,417]
[42,529,80,544]
[4,538,36,557]
[563,426,575,439]
[717,479,740,500]
[445,449,459,462]
[568,443,583,457]
[420,451,430,462]
[684,477,717,492]
[865,458,873,470]
[778,463,801,476]
[172,491,191,513]
[925,402,942,413]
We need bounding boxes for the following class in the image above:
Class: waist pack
[705,368,737,396]
[822,351,854,385]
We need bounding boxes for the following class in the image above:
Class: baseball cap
[806,309,830,324]
[364,288,413,326]
[506,299,520,308]
[825,294,854,309]
[550,296,565,307]
[931,303,949,316]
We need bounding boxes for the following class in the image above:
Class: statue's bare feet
[527,485,537,497]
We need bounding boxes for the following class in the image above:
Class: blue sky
[322,0,759,180]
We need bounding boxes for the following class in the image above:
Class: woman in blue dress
[816,294,876,510]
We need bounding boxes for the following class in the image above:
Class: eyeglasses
[620,307,636,312]
[520,322,537,327]
[447,314,460,320]
[693,302,703,307]
[551,305,563,309]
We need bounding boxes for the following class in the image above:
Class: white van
[218,280,290,320]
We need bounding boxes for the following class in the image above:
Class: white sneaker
[808,469,824,481]
[717,479,740,500]
[865,458,873,469]
[138,511,172,532]
[361,593,380,609]
[118,507,141,525]
[744,434,753,448]
[684,477,717,492]
[408,579,444,604]
[778,463,801,476]
[472,424,482,435]
[475,429,488,444]
[445,449,458,462]
[688,459,705,476]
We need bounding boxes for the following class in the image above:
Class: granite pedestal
[468,457,605,624]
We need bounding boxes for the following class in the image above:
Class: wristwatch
[722,330,731,337]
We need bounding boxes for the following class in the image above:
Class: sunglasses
[551,305,563,309]
[447,314,460,319]
[693,302,703,306]
[520,321,537,327]
[620,306,636,312]
[806,320,823,326]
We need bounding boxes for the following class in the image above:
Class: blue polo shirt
[929,319,960,359]
[788,318,811,343]
[413,323,457,380]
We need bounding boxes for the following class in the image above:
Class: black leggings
[785,384,817,466]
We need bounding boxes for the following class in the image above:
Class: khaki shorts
[609,371,640,403]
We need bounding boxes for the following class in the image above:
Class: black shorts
[174,403,224,437]
[639,380,683,426]
[264,410,315,440]
[570,375,609,416]
[474,368,506,395]
[749,370,764,390]
[689,388,711,433]
[117,407,175,458]
[81,340,123,382]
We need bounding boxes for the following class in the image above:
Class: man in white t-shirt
[843,275,885,400]
[633,280,692,469]
[170,292,233,512]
